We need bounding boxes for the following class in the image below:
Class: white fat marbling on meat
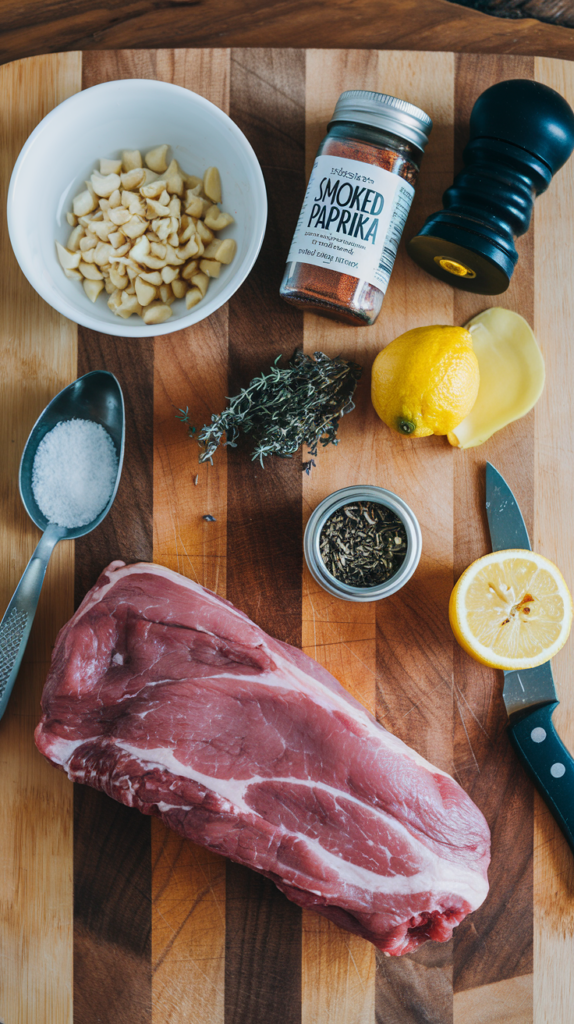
[112,740,488,907]
[35,560,491,955]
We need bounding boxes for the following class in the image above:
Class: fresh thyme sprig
[181,350,362,472]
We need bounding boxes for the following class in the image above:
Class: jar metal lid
[329,90,433,153]
[304,485,422,603]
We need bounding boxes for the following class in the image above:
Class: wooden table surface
[1,0,574,66]
[0,1,573,1022]
[1,37,574,1024]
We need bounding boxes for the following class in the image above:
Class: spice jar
[280,91,432,326]
[304,485,422,602]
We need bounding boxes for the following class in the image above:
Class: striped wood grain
[74,330,154,1024]
[152,306,229,1024]
[451,56,535,1020]
[454,975,534,1024]
[0,51,80,1024]
[74,47,161,1024]
[534,55,574,1024]
[301,49,381,1024]
[224,47,306,1024]
[302,49,456,1024]
[151,49,230,1024]
[369,53,456,1024]
[2,46,574,1024]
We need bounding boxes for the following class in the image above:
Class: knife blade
[485,462,574,854]
[485,461,530,553]
[485,462,558,715]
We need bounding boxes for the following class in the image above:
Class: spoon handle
[0,523,63,722]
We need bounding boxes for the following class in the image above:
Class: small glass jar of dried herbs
[304,485,422,602]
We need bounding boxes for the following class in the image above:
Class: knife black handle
[508,701,574,854]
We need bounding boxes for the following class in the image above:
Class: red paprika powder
[280,91,432,326]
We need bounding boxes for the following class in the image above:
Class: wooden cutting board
[1,47,573,1024]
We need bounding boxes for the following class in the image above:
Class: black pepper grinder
[407,79,574,294]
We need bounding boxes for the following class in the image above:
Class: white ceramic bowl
[7,79,267,337]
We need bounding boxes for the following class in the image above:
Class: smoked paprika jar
[280,90,432,326]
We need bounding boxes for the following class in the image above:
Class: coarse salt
[32,418,118,528]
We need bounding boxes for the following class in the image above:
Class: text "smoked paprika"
[280,90,432,326]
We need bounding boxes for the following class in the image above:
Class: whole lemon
[371,325,480,437]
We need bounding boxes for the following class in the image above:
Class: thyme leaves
[189,350,362,470]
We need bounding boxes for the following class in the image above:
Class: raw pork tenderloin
[35,561,490,955]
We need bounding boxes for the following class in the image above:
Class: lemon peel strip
[448,308,545,449]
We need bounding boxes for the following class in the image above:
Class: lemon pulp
[449,550,573,670]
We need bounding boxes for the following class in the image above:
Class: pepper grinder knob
[407,79,574,294]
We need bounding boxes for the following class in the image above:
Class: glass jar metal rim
[304,485,422,603]
[329,89,433,153]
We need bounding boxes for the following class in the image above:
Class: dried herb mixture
[320,501,407,588]
[181,350,362,471]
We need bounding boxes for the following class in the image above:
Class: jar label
[287,154,415,291]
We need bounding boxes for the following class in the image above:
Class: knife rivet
[550,763,566,778]
[531,727,546,743]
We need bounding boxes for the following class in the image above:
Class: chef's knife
[486,462,574,853]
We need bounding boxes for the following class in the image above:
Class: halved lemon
[449,550,573,670]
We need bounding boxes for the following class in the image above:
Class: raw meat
[35,561,490,955]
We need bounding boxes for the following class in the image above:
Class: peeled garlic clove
[83,278,105,302]
[91,172,121,198]
[203,166,222,203]
[447,307,545,449]
[122,149,143,172]
[100,158,122,176]
[143,302,172,324]
[145,145,169,173]
[56,241,81,270]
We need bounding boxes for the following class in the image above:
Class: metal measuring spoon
[0,371,125,722]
